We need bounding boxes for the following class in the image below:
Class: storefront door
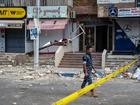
[79,26,95,51]
[5,28,25,53]
[79,25,113,52]
[96,25,113,52]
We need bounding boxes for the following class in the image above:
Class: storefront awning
[27,19,68,30]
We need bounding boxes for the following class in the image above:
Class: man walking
[81,45,98,97]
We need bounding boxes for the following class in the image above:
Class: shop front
[114,8,140,54]
[97,1,140,54]
[77,15,113,52]
[0,7,26,53]
[26,6,74,53]
[115,18,140,54]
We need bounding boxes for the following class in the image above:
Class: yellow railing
[52,58,138,105]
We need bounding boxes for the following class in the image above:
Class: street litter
[132,66,140,80]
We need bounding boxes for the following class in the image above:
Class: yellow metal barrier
[52,59,138,105]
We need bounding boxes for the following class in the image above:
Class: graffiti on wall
[120,21,140,46]
[115,20,140,52]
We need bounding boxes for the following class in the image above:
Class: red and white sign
[97,0,119,4]
[97,0,134,4]
[118,8,140,17]
[119,0,135,3]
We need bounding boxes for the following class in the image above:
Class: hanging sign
[0,7,26,19]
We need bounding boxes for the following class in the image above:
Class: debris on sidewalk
[0,65,57,81]
[114,60,140,79]
[105,68,112,75]
[132,65,140,80]
[12,102,17,105]
[95,71,105,78]
[0,59,140,81]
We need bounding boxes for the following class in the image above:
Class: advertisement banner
[97,0,119,4]
[118,8,140,17]
[0,7,26,19]
[27,6,68,18]
[97,0,134,4]
[119,0,135,3]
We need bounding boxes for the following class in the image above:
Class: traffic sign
[108,6,118,17]
[30,28,38,40]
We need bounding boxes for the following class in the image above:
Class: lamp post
[34,0,40,68]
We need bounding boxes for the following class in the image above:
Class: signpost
[108,5,118,17]
[30,27,38,40]
[34,0,40,68]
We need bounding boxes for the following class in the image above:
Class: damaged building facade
[97,0,140,54]
[1,0,139,54]
[73,0,140,53]
[74,0,113,52]
[0,6,26,53]
[26,5,75,53]
[0,0,139,68]
[0,0,76,54]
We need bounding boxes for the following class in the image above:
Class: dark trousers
[81,70,93,92]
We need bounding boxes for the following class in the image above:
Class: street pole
[34,0,40,68]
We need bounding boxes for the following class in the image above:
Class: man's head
[86,45,93,53]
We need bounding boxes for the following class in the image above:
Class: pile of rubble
[0,60,140,82]
[73,60,140,81]
[104,60,140,81]
[0,65,58,81]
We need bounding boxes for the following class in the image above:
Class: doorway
[79,26,95,51]
[96,25,113,52]
[5,28,25,53]
[79,25,113,52]
[96,26,107,52]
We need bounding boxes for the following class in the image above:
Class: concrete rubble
[0,60,140,82]
[132,66,140,80]
[103,60,140,81]
[0,65,58,81]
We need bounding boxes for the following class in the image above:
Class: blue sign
[30,28,37,40]
[108,5,118,17]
